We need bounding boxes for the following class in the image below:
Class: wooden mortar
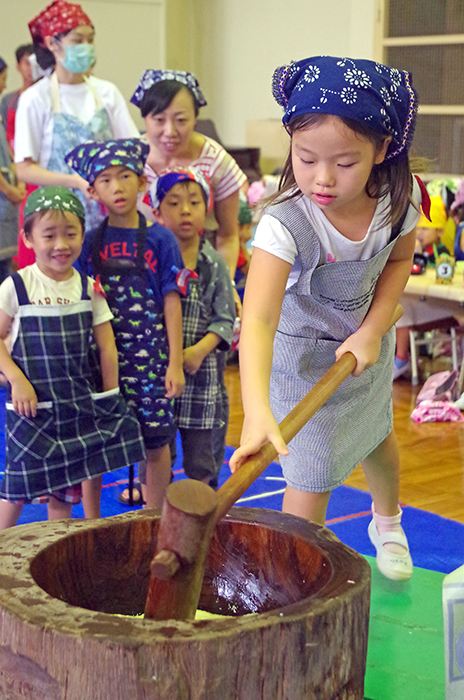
[0,507,370,700]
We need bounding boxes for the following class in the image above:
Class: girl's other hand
[11,376,38,417]
[229,411,289,473]
[335,327,382,377]
[165,363,185,399]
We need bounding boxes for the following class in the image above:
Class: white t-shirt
[253,177,422,287]
[14,75,140,167]
[0,265,113,345]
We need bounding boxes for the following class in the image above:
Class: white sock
[372,505,406,555]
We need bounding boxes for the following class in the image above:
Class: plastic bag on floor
[411,400,464,423]
[416,370,458,405]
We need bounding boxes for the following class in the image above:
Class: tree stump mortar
[0,506,370,699]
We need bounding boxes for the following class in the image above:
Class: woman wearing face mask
[14,0,139,245]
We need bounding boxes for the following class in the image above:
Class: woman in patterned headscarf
[131,70,246,287]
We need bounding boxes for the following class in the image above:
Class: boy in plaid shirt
[150,167,235,487]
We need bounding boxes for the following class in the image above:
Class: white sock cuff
[372,503,403,526]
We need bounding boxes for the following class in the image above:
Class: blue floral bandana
[148,166,213,212]
[272,56,418,161]
[130,70,207,109]
[66,138,150,184]
[23,186,85,219]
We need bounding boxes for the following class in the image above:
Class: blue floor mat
[1,392,463,575]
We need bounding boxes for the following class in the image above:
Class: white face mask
[60,44,96,74]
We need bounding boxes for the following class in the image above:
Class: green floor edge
[365,555,445,700]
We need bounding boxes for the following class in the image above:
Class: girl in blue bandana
[230,56,426,582]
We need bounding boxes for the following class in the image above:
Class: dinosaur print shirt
[77,221,183,308]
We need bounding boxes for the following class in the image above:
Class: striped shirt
[144,135,246,202]
[142,136,247,231]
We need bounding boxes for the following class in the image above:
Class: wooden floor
[224,354,464,524]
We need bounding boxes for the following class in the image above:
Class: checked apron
[0,272,145,502]
[91,215,175,447]
[268,200,403,493]
[175,240,223,430]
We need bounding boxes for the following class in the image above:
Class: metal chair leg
[128,463,134,507]
[451,327,459,372]
[409,329,419,385]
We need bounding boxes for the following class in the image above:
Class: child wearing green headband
[0,186,145,528]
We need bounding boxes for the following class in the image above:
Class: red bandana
[29,1,92,43]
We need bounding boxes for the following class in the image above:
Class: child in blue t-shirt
[149,167,235,487]
[67,138,185,507]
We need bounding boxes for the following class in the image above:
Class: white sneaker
[368,519,413,581]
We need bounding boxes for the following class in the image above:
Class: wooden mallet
[144,305,402,620]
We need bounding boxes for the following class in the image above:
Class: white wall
[0,0,376,143]
[196,0,376,146]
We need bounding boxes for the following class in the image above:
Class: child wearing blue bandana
[68,138,185,509]
[230,56,427,582]
[150,166,235,487]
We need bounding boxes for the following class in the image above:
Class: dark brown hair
[269,113,416,227]
[453,204,464,224]
[140,80,200,118]
[16,44,34,64]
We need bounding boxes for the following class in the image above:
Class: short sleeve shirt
[253,177,422,287]
[141,136,247,229]
[14,76,140,167]
[0,264,113,345]
[77,221,184,308]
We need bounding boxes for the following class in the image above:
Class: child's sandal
[118,482,145,506]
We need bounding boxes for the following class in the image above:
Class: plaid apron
[267,200,401,493]
[175,241,223,430]
[91,215,175,445]
[0,272,145,502]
